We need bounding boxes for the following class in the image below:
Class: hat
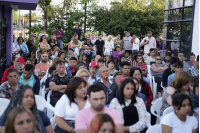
[89,61,99,67]
[30,34,35,37]
[159,37,163,40]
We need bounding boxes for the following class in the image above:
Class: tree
[13,10,17,25]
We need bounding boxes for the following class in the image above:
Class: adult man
[178,52,190,71]
[66,57,77,75]
[91,33,96,59]
[75,84,124,133]
[94,66,118,105]
[167,61,183,86]
[18,64,40,95]
[73,23,82,40]
[115,61,130,89]
[1,54,25,84]
[132,34,140,53]
[72,63,86,76]
[0,69,20,99]
[49,60,72,106]
[48,34,58,48]
[35,52,51,79]
[122,31,132,54]
[94,58,104,78]
[141,31,156,54]
[145,48,156,65]
[95,34,105,57]
[94,55,101,62]
[88,61,99,84]
[26,34,36,51]
[38,27,48,41]
[162,52,171,66]
[114,34,123,49]
[54,26,64,51]
[81,33,89,56]
[162,57,179,88]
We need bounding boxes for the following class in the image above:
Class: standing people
[73,23,82,40]
[132,34,140,53]
[104,36,114,66]
[38,27,48,41]
[114,34,123,49]
[141,31,156,54]
[15,37,29,54]
[26,34,36,52]
[122,31,132,54]
[55,26,65,51]
[91,33,96,59]
[95,34,105,57]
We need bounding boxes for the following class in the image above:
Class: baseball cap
[89,61,99,67]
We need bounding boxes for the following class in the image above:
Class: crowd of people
[0,25,199,133]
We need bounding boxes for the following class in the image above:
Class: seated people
[18,64,40,95]
[66,57,77,75]
[190,77,199,116]
[109,78,146,133]
[112,46,121,61]
[167,61,183,86]
[75,69,91,88]
[187,53,196,67]
[188,55,199,77]
[75,84,124,133]
[54,77,91,133]
[161,93,198,133]
[132,55,148,77]
[107,59,118,78]
[49,60,72,107]
[0,69,20,99]
[162,57,179,88]
[16,63,24,73]
[0,85,54,133]
[81,53,90,69]
[145,48,156,65]
[160,71,192,115]
[151,56,168,97]
[72,63,86,76]
[88,61,99,84]
[162,52,171,66]
[94,58,105,78]
[121,51,131,63]
[94,66,118,106]
[177,52,190,72]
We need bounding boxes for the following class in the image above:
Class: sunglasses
[156,59,161,60]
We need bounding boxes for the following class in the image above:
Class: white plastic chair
[146,112,151,128]
[147,65,157,99]
[146,124,161,133]
[39,76,47,98]
[0,98,10,117]
[161,82,166,92]
[150,97,162,123]
[162,106,174,119]
[50,116,56,129]
[46,90,54,118]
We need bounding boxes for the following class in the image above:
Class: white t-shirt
[132,37,140,50]
[145,56,155,65]
[161,112,198,133]
[105,40,114,51]
[55,94,91,120]
[88,77,96,84]
[91,38,96,51]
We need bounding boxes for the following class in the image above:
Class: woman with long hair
[104,35,114,66]
[5,106,38,133]
[0,85,54,133]
[89,114,116,133]
[70,33,81,56]
[25,50,37,66]
[82,53,90,69]
[54,77,91,133]
[112,46,121,62]
[109,78,146,133]
[40,35,50,51]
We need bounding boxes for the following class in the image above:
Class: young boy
[66,57,77,75]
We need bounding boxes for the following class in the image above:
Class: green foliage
[13,10,17,25]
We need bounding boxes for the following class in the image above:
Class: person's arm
[55,116,75,133]
[146,83,153,105]
[140,38,147,46]
[24,43,29,53]
[150,64,165,73]
[35,65,46,76]
[49,82,67,91]
[115,77,121,90]
[167,76,171,87]
[162,125,172,133]
[45,125,54,133]
[116,125,124,133]
[0,126,5,133]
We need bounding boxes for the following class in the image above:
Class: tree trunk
[59,0,69,26]
[44,10,47,32]
[84,2,87,33]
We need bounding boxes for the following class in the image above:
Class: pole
[29,10,31,35]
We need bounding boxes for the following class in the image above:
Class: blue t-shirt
[0,110,51,127]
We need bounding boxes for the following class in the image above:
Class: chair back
[35,95,46,111]
[152,97,162,116]
[146,124,161,133]
[0,98,10,117]
[162,106,174,117]
[147,65,152,76]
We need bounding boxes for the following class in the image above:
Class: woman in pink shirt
[112,46,121,61]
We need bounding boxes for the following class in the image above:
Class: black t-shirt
[84,42,93,48]
[161,67,175,87]
[47,39,59,47]
[95,39,105,51]
[81,38,87,44]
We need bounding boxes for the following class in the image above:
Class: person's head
[7,68,18,85]
[25,58,32,64]
[58,26,61,31]
[150,48,155,57]
[130,77,139,94]
[89,114,116,133]
[16,64,24,73]
[155,56,162,65]
[51,57,61,67]
[12,55,20,68]
[40,35,47,43]
[114,46,120,52]
[87,37,91,43]
[117,34,120,39]
[56,60,66,75]
[57,51,65,59]
[5,106,37,133]
[130,68,142,82]
[167,50,173,54]
[147,31,152,37]
[107,35,112,41]
[118,78,136,105]
[99,66,109,80]
[170,71,192,94]
[82,53,88,62]
[17,37,24,44]
[189,53,196,63]
[76,69,90,83]
[91,33,95,38]
[172,93,192,116]
[132,34,137,39]
[23,64,34,80]
[70,57,77,68]
[139,49,144,55]
[87,85,106,111]
[48,66,56,76]
[178,52,184,62]
[136,55,143,63]
[40,52,48,63]
[107,59,115,69]
[121,48,125,54]
[131,52,137,60]
[65,77,87,104]
[75,23,79,28]
[95,55,101,62]
[50,34,54,40]
[89,61,98,76]
[193,77,199,96]
[77,63,86,71]
[120,61,130,75]
[126,31,130,37]
[29,34,35,40]
[174,61,183,73]
[170,57,179,70]
[98,59,104,68]
[42,27,45,33]
[84,33,88,38]
[113,71,121,78]
[165,53,172,61]
[124,51,130,58]
[98,34,103,39]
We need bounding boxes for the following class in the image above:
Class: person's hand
[124,127,129,133]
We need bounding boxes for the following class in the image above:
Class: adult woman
[132,55,148,77]
[89,114,116,133]
[83,37,93,62]
[107,59,118,77]
[75,69,91,88]
[15,37,29,54]
[5,106,38,133]
[112,46,121,61]
[187,53,196,67]
[130,68,153,106]
[160,71,192,115]
[57,51,66,62]
[188,55,199,77]
[82,53,90,69]
[0,85,54,133]
[16,63,24,73]
[130,52,138,68]
[70,33,81,56]
[109,78,146,133]
[161,93,198,133]
[40,35,50,51]
[104,36,114,65]
[54,77,91,133]
[25,50,37,66]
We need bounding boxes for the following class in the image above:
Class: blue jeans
[132,49,139,53]
[58,40,63,51]
[91,50,96,59]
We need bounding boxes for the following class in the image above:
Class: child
[66,57,77,75]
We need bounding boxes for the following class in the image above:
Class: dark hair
[189,53,195,59]
[121,48,125,51]
[170,57,179,65]
[174,61,183,68]
[131,52,138,60]
[107,59,115,65]
[98,34,103,36]
[12,55,17,62]
[56,60,65,66]
[129,77,139,95]
[7,68,18,75]
[193,77,199,94]
[125,51,130,54]
[120,61,130,68]
[150,48,155,53]
[17,37,24,43]
[114,46,120,51]
[77,63,85,70]
[65,77,87,105]
[136,55,143,63]
[87,84,105,97]
[172,93,191,110]
[117,78,137,105]
[129,68,148,94]
[166,52,172,57]
[147,31,152,34]
[40,35,46,42]
[24,64,34,71]
[138,51,144,55]
[49,67,56,75]
[57,51,65,58]
[197,55,199,62]
[58,26,61,29]
[114,64,119,71]
[82,53,88,62]
[178,51,184,55]
[25,58,32,63]
[98,58,105,63]
[133,34,137,36]
[70,57,77,61]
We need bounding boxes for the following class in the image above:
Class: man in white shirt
[132,34,140,53]
[145,48,156,65]
[88,61,99,84]
[91,33,96,59]
[141,31,156,54]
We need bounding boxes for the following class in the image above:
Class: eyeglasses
[156,59,161,60]
[80,75,89,78]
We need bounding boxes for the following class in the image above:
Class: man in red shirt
[66,57,77,75]
[1,54,25,84]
